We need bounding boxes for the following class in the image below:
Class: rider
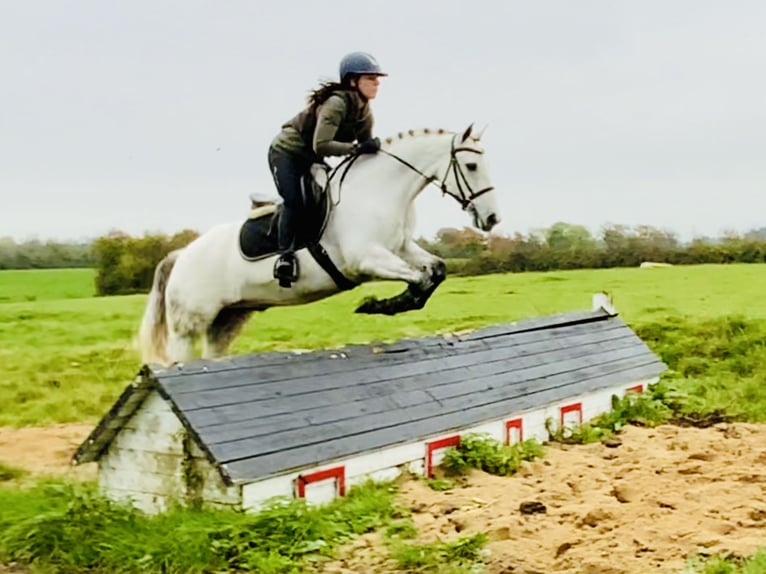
[268,51,387,287]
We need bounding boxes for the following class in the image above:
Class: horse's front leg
[353,245,445,315]
[400,240,447,290]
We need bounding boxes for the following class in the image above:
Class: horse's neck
[340,132,454,210]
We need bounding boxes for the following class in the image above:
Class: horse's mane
[382,128,451,147]
[380,127,485,152]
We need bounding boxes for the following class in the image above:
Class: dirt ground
[2,422,766,574]
[0,423,97,482]
[323,423,766,574]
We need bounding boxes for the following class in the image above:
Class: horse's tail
[138,249,180,366]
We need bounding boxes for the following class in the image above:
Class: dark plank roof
[74,308,665,485]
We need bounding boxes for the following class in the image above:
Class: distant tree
[93,229,199,295]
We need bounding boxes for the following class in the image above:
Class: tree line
[420,223,766,276]
[1,223,765,295]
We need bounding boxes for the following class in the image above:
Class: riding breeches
[267,147,312,254]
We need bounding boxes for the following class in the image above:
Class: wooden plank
[162,319,624,395]
[223,360,661,481]
[193,338,648,446]
[426,344,644,402]
[193,338,648,447]
[210,353,660,465]
[170,326,634,413]
[157,310,614,382]
[74,382,154,463]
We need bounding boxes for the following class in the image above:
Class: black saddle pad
[238,173,331,261]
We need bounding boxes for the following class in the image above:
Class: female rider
[268,51,387,287]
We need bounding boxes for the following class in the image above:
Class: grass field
[0,268,95,303]
[2,264,766,574]
[1,264,765,427]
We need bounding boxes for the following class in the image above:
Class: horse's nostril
[487,213,498,227]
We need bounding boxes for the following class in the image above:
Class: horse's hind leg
[202,308,255,360]
[166,326,195,365]
[164,299,205,365]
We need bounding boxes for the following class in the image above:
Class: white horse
[138,124,501,366]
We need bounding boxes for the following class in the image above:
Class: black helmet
[339,51,387,83]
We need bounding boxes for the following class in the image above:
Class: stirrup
[274,254,299,287]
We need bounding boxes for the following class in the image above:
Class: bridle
[329,133,495,211]
[379,134,495,210]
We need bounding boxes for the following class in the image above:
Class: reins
[324,133,494,211]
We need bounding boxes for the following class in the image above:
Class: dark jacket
[271,89,373,161]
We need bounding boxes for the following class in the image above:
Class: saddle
[238,164,332,262]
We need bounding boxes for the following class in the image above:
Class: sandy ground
[2,422,766,573]
[0,423,97,482]
[320,423,766,574]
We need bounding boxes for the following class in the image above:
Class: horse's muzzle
[474,211,499,232]
[484,213,499,230]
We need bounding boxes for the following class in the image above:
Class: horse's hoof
[355,297,380,314]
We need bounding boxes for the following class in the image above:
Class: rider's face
[355,75,381,100]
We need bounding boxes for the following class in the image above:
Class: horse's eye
[466,163,478,172]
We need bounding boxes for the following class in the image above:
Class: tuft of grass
[0,479,404,574]
[440,433,544,477]
[426,477,455,491]
[546,419,611,444]
[547,390,674,445]
[683,549,766,573]
[389,533,488,573]
[385,519,418,540]
[0,462,27,482]
[543,386,676,445]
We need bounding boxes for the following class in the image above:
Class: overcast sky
[2,0,764,243]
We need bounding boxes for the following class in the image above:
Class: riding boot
[274,202,300,287]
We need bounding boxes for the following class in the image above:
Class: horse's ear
[474,124,488,140]
[460,123,474,143]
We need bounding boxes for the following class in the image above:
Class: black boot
[274,252,298,288]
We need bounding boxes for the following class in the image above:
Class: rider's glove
[356,137,380,154]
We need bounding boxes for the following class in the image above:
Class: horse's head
[439,124,500,232]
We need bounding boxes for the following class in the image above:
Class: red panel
[425,435,460,478]
[505,418,523,444]
[295,465,346,498]
[560,402,583,427]
[626,384,644,393]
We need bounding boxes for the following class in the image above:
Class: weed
[426,478,454,491]
[440,433,543,477]
[385,519,418,540]
[389,533,488,573]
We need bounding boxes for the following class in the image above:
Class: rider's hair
[306,78,355,110]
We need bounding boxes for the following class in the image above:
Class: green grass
[388,533,488,573]
[1,263,765,426]
[2,263,766,573]
[0,462,26,482]
[440,433,544,477]
[0,268,95,303]
[685,550,766,573]
[0,479,404,574]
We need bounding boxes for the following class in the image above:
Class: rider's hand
[356,137,380,154]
